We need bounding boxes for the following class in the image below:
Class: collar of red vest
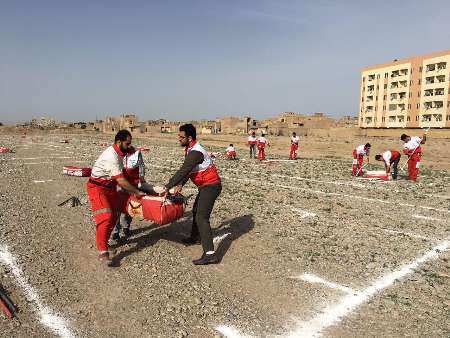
[186,141,197,152]
[113,143,125,157]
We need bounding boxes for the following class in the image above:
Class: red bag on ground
[127,195,184,225]
[63,166,92,177]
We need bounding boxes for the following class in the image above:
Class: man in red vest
[163,124,222,265]
[374,150,401,180]
[87,130,146,265]
[289,132,300,160]
[112,145,149,241]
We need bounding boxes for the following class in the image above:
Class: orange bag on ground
[127,195,184,225]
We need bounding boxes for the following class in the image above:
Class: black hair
[115,129,132,142]
[400,134,408,141]
[179,123,196,140]
[292,132,296,135]
[365,143,371,148]
[229,144,233,146]
[375,155,382,161]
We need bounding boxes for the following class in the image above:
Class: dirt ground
[0,131,449,338]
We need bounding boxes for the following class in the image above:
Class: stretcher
[360,170,390,181]
[63,166,92,177]
[126,194,185,226]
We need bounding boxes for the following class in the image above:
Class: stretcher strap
[94,208,112,215]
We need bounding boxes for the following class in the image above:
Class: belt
[88,178,115,190]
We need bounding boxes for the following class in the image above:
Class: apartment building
[359,50,450,128]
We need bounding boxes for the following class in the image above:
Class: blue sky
[1,0,449,123]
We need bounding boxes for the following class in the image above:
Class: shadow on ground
[110,213,254,266]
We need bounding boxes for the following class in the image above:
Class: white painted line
[10,157,73,160]
[216,237,450,338]
[379,228,437,241]
[283,237,450,338]
[216,325,254,338]
[33,179,54,183]
[294,273,355,294]
[213,233,231,246]
[413,214,444,222]
[263,159,297,163]
[0,245,76,338]
[221,176,450,214]
[292,208,317,219]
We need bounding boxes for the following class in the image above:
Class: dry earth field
[0,131,449,338]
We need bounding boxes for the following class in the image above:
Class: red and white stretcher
[126,194,185,226]
[359,170,390,181]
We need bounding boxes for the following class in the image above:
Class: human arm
[117,177,146,197]
[165,150,204,190]
[421,134,426,144]
[138,152,146,183]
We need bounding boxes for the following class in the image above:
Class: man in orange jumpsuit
[401,133,426,182]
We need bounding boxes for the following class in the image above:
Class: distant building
[359,50,450,129]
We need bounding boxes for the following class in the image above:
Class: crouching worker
[162,124,222,265]
[87,130,146,265]
[375,150,401,180]
[112,145,152,242]
[352,143,371,176]
[225,144,237,159]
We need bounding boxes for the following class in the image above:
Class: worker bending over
[375,150,401,180]
[352,143,371,176]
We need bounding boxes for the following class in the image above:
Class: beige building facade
[359,50,450,128]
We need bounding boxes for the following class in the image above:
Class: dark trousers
[391,155,401,179]
[249,144,256,158]
[191,183,222,253]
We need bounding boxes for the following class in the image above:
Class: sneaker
[122,228,132,239]
[111,232,120,242]
[192,252,219,265]
[182,236,201,246]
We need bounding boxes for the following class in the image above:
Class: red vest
[185,142,221,187]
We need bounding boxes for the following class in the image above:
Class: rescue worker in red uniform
[87,130,146,265]
[352,143,371,176]
[401,133,426,182]
[257,134,269,161]
[225,144,237,159]
[289,132,300,160]
[163,124,222,265]
[112,145,151,242]
[247,132,257,159]
[374,150,401,180]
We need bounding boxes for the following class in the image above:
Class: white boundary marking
[294,273,354,294]
[292,208,317,219]
[0,245,76,338]
[412,214,444,222]
[213,233,231,246]
[221,176,450,214]
[33,179,54,183]
[216,237,450,338]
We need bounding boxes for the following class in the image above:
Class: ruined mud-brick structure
[220,117,259,134]
[101,114,139,133]
[262,112,335,136]
[139,119,181,134]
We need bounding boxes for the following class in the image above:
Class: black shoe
[182,236,201,246]
[111,232,120,242]
[192,252,219,265]
[122,228,132,238]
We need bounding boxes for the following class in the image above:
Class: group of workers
[87,124,222,267]
[246,131,299,160]
[352,132,427,182]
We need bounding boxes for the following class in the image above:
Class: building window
[416,116,419,121]
[419,66,422,72]
[416,103,420,109]
[377,85,379,89]
[377,74,380,79]
[408,104,411,109]
[410,80,412,85]
[407,116,410,121]
[384,84,387,89]
[409,92,412,98]
[382,117,385,122]
[385,73,388,78]
[447,115,450,121]
[363,77,365,82]
[418,91,420,97]
[383,95,386,100]
[418,79,421,85]
[376,96,378,101]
